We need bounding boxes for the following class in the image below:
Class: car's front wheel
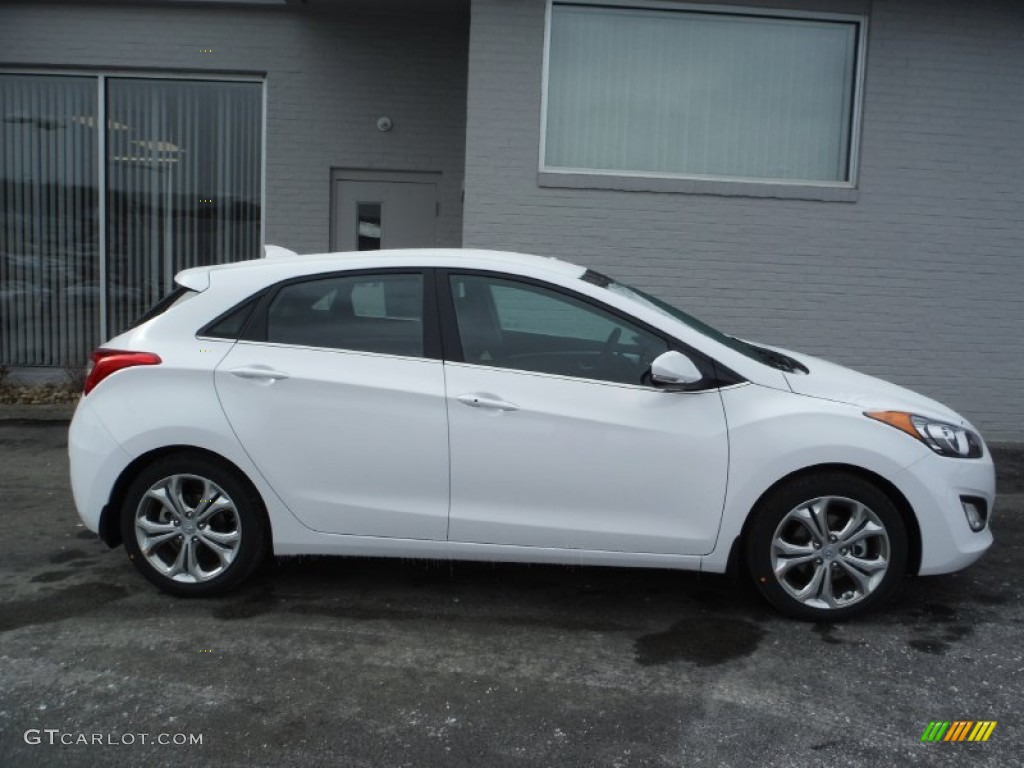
[746,472,908,620]
[121,453,267,596]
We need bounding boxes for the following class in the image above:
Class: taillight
[83,349,162,395]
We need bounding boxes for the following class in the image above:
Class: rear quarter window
[124,286,197,331]
[200,293,264,340]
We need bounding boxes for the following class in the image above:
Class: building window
[542,2,864,185]
[106,78,263,335]
[0,73,262,367]
[0,75,99,366]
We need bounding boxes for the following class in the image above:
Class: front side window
[544,2,862,184]
[449,274,667,385]
[267,273,424,357]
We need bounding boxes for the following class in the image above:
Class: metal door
[332,174,438,251]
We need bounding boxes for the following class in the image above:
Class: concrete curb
[0,402,78,422]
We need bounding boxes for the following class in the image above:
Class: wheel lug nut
[815,558,823,565]
[829,535,837,543]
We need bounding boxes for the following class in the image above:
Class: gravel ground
[0,418,1021,768]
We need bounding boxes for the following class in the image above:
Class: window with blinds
[0,74,262,367]
[543,3,863,185]
[105,79,263,335]
[0,76,99,366]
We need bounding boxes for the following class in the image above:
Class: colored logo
[921,721,997,742]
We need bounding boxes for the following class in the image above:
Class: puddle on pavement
[30,570,74,583]
[0,582,130,632]
[213,586,634,633]
[48,548,93,564]
[634,616,765,667]
[907,623,974,654]
[886,601,977,655]
[212,587,279,620]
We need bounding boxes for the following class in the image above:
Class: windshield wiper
[743,343,809,374]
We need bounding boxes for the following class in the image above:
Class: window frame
[236,268,442,361]
[437,268,737,390]
[538,0,869,194]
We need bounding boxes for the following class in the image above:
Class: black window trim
[435,268,743,390]
[127,285,195,333]
[228,267,442,360]
[196,288,268,341]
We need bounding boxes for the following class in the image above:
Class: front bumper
[898,446,996,575]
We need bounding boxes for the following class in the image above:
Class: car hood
[768,347,968,426]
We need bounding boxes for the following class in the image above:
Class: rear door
[214,269,450,539]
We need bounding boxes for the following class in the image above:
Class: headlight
[865,411,983,458]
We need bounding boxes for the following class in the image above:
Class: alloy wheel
[134,473,242,583]
[770,495,891,610]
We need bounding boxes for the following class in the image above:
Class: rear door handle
[456,393,519,412]
[229,366,290,381]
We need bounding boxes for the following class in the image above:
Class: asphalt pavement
[0,416,1021,768]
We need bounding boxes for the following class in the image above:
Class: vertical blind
[0,75,99,366]
[545,4,859,182]
[0,74,261,367]
[106,78,262,335]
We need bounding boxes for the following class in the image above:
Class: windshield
[581,270,808,373]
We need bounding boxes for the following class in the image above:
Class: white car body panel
[773,347,965,424]
[702,383,994,574]
[68,248,996,588]
[444,362,729,555]
[214,342,450,539]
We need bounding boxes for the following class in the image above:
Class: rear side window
[266,273,424,357]
[124,286,197,332]
[201,293,263,340]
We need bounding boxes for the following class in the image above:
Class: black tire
[746,472,908,621]
[121,453,267,596]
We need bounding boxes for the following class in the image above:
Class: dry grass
[0,366,82,405]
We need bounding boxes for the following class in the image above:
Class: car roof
[175,249,586,291]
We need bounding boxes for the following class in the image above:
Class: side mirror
[650,351,703,387]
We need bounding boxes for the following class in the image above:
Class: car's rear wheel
[121,454,267,596]
[746,472,908,620]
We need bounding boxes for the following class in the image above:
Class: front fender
[702,384,933,573]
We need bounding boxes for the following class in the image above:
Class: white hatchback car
[69,249,996,620]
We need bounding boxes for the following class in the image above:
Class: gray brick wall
[463,0,1024,441]
[0,0,469,253]
[3,0,1021,442]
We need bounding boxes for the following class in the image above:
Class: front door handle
[229,366,290,381]
[456,393,519,412]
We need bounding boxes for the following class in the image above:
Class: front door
[442,272,730,556]
[332,172,439,251]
